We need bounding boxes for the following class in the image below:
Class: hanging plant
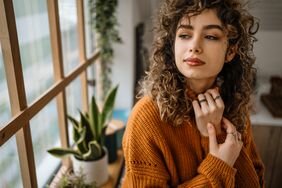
[89,0,122,103]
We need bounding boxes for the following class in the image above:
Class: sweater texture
[122,96,264,188]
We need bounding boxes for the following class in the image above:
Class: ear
[225,45,237,63]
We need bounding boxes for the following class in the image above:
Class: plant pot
[71,148,109,186]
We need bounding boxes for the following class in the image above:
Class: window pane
[13,0,54,104]
[84,0,96,58]
[66,77,82,144]
[59,0,79,75]
[0,43,12,128]
[87,64,96,103]
[30,99,60,187]
[0,137,23,188]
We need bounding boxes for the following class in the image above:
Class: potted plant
[48,170,97,188]
[88,0,122,104]
[48,86,118,186]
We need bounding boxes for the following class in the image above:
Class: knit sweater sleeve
[122,97,170,187]
[234,118,265,187]
[122,97,236,188]
[179,154,236,188]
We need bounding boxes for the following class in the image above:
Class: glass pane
[0,137,23,188]
[0,43,12,128]
[66,77,82,144]
[66,77,83,118]
[13,0,54,104]
[59,0,79,75]
[30,99,60,187]
[84,0,96,58]
[87,64,96,104]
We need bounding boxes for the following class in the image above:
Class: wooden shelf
[101,149,124,188]
[48,150,124,187]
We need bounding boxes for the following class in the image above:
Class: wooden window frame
[0,0,97,187]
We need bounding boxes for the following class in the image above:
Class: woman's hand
[207,118,243,167]
[192,88,224,136]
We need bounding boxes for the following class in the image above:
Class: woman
[122,0,264,187]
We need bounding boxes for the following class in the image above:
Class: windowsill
[101,149,124,188]
[48,149,124,187]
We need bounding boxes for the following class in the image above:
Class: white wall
[112,1,282,110]
[112,0,159,109]
[112,0,134,109]
[254,30,282,78]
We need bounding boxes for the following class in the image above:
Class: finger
[207,123,218,151]
[192,100,202,117]
[198,94,208,113]
[238,132,242,141]
[204,92,216,110]
[207,89,224,108]
[222,117,236,133]
[222,118,238,142]
[237,132,242,143]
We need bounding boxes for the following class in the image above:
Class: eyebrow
[177,24,224,31]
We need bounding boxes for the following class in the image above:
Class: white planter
[71,149,109,186]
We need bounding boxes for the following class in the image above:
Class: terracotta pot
[71,148,109,186]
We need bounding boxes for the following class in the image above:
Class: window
[0,43,11,128]
[0,0,97,187]
[0,137,23,187]
[30,99,60,187]
[59,0,79,75]
[13,0,54,104]
[0,41,20,188]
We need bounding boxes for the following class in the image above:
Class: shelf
[48,150,124,187]
[101,149,124,188]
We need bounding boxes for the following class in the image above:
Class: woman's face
[174,9,232,83]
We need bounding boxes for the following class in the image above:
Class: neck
[187,78,216,94]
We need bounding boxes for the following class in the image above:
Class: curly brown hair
[138,0,259,132]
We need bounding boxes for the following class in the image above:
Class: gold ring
[213,95,221,100]
[227,132,236,137]
[199,99,207,103]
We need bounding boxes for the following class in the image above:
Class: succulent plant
[48,85,118,161]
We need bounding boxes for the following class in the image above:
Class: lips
[183,57,205,66]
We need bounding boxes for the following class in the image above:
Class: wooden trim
[47,0,70,167]
[0,0,37,187]
[47,0,64,80]
[76,0,89,112]
[0,52,99,147]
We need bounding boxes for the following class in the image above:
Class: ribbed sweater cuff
[198,154,236,185]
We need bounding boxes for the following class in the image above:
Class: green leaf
[72,123,80,143]
[100,85,118,127]
[67,115,79,130]
[89,96,100,140]
[82,141,103,160]
[76,127,86,145]
[47,148,80,158]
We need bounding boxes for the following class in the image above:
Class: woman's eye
[205,35,218,40]
[178,34,191,39]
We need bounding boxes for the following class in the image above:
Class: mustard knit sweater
[122,96,264,188]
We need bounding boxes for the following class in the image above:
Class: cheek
[174,41,185,61]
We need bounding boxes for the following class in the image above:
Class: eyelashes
[177,34,220,41]
[205,35,219,40]
[178,34,191,39]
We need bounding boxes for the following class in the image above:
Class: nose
[189,37,202,54]
[189,47,202,53]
